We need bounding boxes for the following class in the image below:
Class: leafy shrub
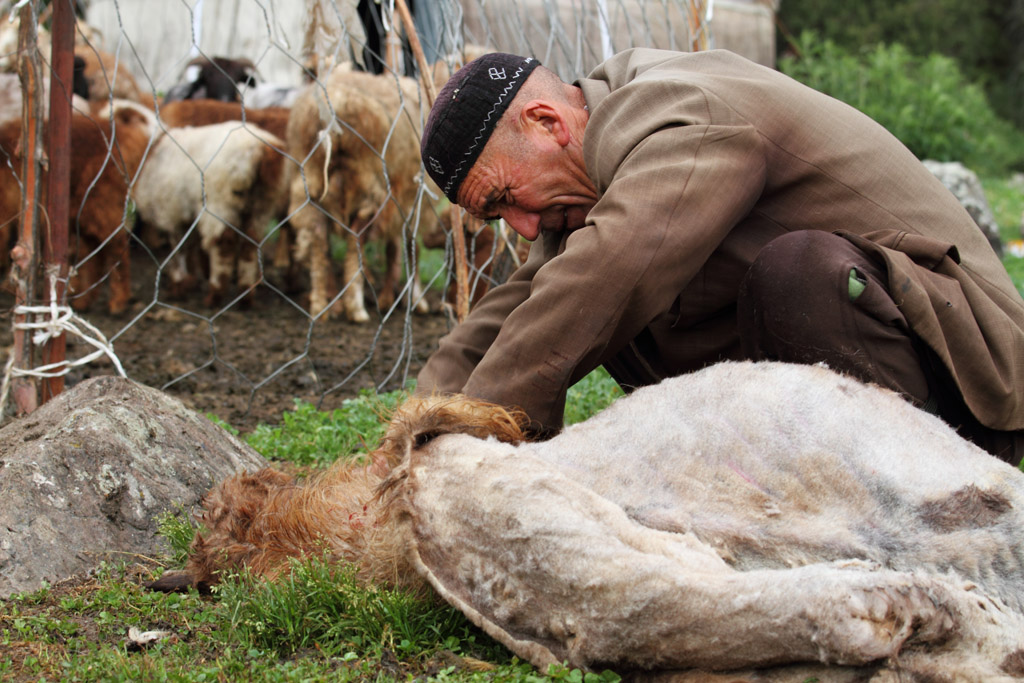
[776,0,1024,128]
[778,32,1024,175]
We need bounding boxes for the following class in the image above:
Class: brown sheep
[152,361,1024,680]
[0,105,151,314]
[156,99,289,138]
[286,65,431,323]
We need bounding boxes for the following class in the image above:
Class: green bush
[776,0,1024,129]
[778,32,1024,175]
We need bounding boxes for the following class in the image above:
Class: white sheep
[132,120,290,307]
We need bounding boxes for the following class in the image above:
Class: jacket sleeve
[415,236,550,395]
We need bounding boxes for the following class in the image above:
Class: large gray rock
[923,159,1003,257]
[0,375,267,597]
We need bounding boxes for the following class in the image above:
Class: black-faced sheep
[73,44,145,105]
[163,56,258,104]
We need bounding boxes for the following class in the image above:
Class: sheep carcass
[287,66,431,322]
[0,106,150,314]
[152,360,1024,680]
[132,120,288,307]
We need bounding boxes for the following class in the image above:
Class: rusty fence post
[40,0,74,403]
[393,0,471,323]
[2,0,73,418]
[9,0,45,417]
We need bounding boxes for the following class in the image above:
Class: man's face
[457,138,596,241]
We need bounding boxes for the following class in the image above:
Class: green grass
[245,388,410,467]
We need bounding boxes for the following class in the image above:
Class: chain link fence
[0,0,773,430]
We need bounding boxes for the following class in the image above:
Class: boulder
[923,159,1003,257]
[0,375,267,597]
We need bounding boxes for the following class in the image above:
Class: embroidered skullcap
[421,53,541,204]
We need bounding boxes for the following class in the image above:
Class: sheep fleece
[390,362,1024,679]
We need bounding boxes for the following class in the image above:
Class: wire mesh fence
[0,0,772,430]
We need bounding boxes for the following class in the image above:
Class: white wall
[83,0,775,96]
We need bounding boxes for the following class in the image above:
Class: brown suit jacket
[418,48,1024,433]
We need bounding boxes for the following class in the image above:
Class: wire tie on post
[1,271,127,418]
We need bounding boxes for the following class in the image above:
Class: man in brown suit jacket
[417,49,1024,464]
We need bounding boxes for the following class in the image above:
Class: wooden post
[11,1,45,416]
[41,0,74,403]
[689,0,710,52]
[394,0,471,322]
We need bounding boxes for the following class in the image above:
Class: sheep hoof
[820,579,956,664]
[347,308,371,324]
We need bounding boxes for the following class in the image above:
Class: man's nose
[501,206,541,241]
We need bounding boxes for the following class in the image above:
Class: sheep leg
[408,237,429,314]
[69,246,100,312]
[162,249,196,300]
[105,229,132,315]
[292,207,336,319]
[271,222,293,270]
[200,215,233,308]
[381,232,428,314]
[341,227,370,323]
[402,446,961,673]
[379,236,399,313]
[235,222,262,307]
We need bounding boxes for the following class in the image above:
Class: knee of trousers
[738,231,868,345]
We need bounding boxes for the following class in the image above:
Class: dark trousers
[736,230,1023,465]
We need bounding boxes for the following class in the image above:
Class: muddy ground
[0,246,456,434]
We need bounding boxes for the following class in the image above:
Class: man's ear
[521,100,571,147]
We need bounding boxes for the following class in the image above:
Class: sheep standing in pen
[286,65,431,323]
[152,361,1024,680]
[154,100,296,284]
[132,120,289,307]
[0,105,151,314]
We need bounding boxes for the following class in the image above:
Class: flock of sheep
[0,21,508,323]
